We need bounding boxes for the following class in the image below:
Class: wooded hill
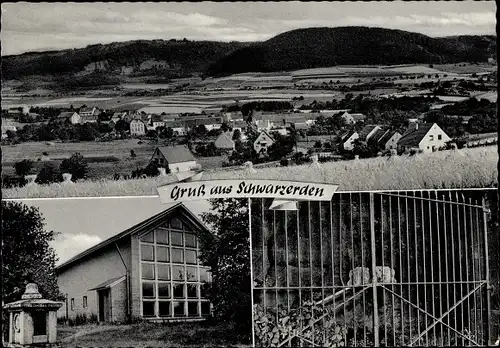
[2,27,496,80]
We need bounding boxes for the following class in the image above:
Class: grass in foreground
[56,320,249,348]
[2,146,498,199]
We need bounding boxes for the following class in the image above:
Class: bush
[36,163,62,185]
[14,159,34,176]
[59,152,88,181]
[280,158,289,166]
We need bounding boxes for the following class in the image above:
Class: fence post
[370,192,380,347]
[483,196,492,346]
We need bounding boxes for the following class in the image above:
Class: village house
[130,118,147,136]
[149,145,198,173]
[79,107,101,117]
[253,130,275,155]
[230,120,249,138]
[214,132,236,151]
[255,119,272,132]
[164,121,187,136]
[358,125,382,143]
[150,115,166,130]
[111,112,128,124]
[340,131,359,151]
[378,130,402,151]
[57,111,81,124]
[55,203,212,323]
[397,123,451,153]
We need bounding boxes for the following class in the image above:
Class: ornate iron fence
[249,190,492,347]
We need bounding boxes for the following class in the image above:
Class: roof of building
[151,115,164,123]
[350,113,366,121]
[358,125,381,140]
[231,120,248,128]
[157,145,196,163]
[88,276,126,291]
[256,130,275,142]
[79,107,98,113]
[379,130,401,145]
[368,128,389,145]
[164,120,185,128]
[57,111,77,118]
[55,203,207,273]
[80,114,98,121]
[215,132,235,146]
[340,130,358,143]
[397,123,435,147]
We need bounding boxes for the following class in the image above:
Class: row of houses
[340,123,452,153]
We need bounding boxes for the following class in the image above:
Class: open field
[1,139,226,179]
[3,146,497,199]
[56,321,249,348]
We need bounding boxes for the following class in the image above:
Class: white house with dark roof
[340,131,359,151]
[397,123,451,153]
[57,111,81,124]
[253,130,275,155]
[378,130,402,151]
[358,125,383,143]
[130,119,147,136]
[149,145,198,173]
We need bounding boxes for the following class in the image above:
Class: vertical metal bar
[413,191,421,345]
[420,191,428,346]
[273,210,278,324]
[370,192,380,347]
[319,202,326,345]
[468,197,477,345]
[475,200,484,345]
[426,191,436,345]
[389,194,396,347]
[433,191,444,346]
[482,196,491,346]
[285,210,290,316]
[360,193,367,345]
[442,191,451,346]
[455,192,464,346]
[398,193,405,346]
[405,192,413,344]
[308,201,314,344]
[296,202,302,347]
[262,199,267,316]
[461,194,470,346]
[330,199,337,338]
[349,193,357,346]
[248,198,256,348]
[340,194,347,344]
[381,194,388,346]
[448,192,458,345]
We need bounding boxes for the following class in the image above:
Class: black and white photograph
[1,1,498,347]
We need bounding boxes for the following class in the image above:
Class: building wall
[111,280,128,322]
[130,121,146,136]
[418,124,451,153]
[343,133,359,151]
[70,114,81,124]
[57,238,131,321]
[214,135,235,150]
[384,133,402,150]
[169,161,198,173]
[254,133,274,153]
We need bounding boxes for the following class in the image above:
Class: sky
[8,197,210,266]
[1,1,496,56]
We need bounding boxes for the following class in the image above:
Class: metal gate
[249,190,492,347]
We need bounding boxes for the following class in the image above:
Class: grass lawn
[56,321,250,348]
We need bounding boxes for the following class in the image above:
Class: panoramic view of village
[1,1,499,348]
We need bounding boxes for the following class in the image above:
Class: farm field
[3,146,497,199]
[1,139,227,179]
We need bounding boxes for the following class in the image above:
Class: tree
[14,159,34,177]
[130,149,137,158]
[36,163,62,185]
[2,201,63,304]
[199,198,251,340]
[232,129,241,141]
[115,119,130,133]
[59,152,88,181]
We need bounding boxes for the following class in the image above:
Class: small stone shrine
[3,283,63,346]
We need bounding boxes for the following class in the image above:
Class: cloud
[52,233,103,266]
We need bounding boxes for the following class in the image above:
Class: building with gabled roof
[57,111,81,124]
[214,132,236,151]
[397,123,451,153]
[149,146,198,173]
[55,203,212,322]
[378,130,402,151]
[253,130,275,155]
[358,125,382,142]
